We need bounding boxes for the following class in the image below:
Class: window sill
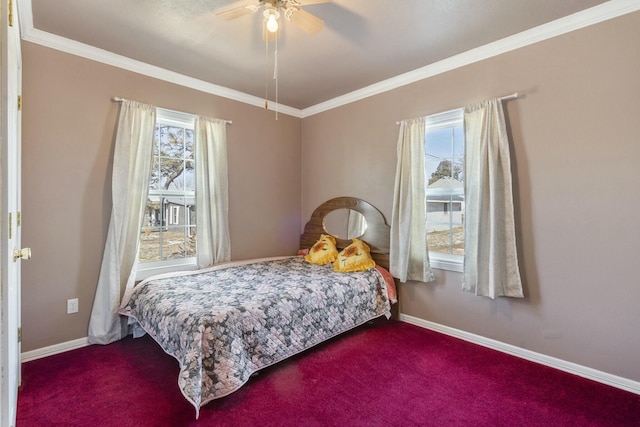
[429,254,463,273]
[136,259,197,281]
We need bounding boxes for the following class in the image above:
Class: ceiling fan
[217,0,332,38]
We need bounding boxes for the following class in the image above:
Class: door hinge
[8,212,12,239]
[17,211,21,227]
[18,327,22,343]
[8,0,14,27]
[17,95,22,111]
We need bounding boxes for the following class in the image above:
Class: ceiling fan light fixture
[263,7,280,33]
[215,0,331,117]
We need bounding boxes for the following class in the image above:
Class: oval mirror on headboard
[323,209,367,239]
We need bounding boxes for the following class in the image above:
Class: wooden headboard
[300,197,391,269]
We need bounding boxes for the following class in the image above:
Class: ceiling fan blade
[293,0,333,4]
[216,4,258,20]
[287,8,324,34]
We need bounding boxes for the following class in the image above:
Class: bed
[118,197,396,417]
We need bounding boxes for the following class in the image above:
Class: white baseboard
[21,337,89,363]
[399,313,640,395]
[20,317,640,396]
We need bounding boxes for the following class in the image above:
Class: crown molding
[301,0,640,117]
[22,29,303,118]
[17,0,640,119]
[16,1,301,118]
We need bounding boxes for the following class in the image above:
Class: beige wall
[302,11,640,381]
[21,43,301,351]
[21,11,640,384]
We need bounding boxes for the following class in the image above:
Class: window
[168,205,180,225]
[138,108,196,277]
[425,108,464,271]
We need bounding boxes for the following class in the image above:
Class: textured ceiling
[26,0,609,109]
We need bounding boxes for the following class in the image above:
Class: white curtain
[195,115,231,268]
[390,117,436,283]
[463,98,523,298]
[88,100,156,344]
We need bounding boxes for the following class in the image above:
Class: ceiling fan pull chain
[274,37,279,119]
[264,28,269,109]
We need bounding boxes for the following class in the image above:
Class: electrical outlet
[67,298,79,314]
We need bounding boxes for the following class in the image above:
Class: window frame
[136,108,198,281]
[425,108,465,273]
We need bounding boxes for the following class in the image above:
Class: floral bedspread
[118,256,391,416]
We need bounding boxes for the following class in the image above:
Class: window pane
[428,227,465,255]
[186,226,196,257]
[425,110,464,258]
[163,227,190,260]
[162,197,195,224]
[187,203,196,226]
[144,196,163,227]
[453,127,464,167]
[140,197,161,262]
[159,126,184,158]
[426,129,463,186]
[150,157,161,190]
[139,227,162,262]
[184,160,195,191]
[139,237,158,262]
[425,128,453,154]
[159,158,184,190]
[185,129,194,160]
[427,199,465,256]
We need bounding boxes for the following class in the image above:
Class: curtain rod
[499,92,519,101]
[395,92,520,125]
[112,97,232,125]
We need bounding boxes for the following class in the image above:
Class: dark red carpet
[17,320,639,426]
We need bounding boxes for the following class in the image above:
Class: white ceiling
[20,0,627,112]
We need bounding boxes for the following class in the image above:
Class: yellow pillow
[304,234,339,265]
[334,238,376,272]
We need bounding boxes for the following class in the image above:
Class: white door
[1,0,24,425]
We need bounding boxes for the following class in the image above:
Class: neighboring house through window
[138,108,196,277]
[425,108,464,272]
